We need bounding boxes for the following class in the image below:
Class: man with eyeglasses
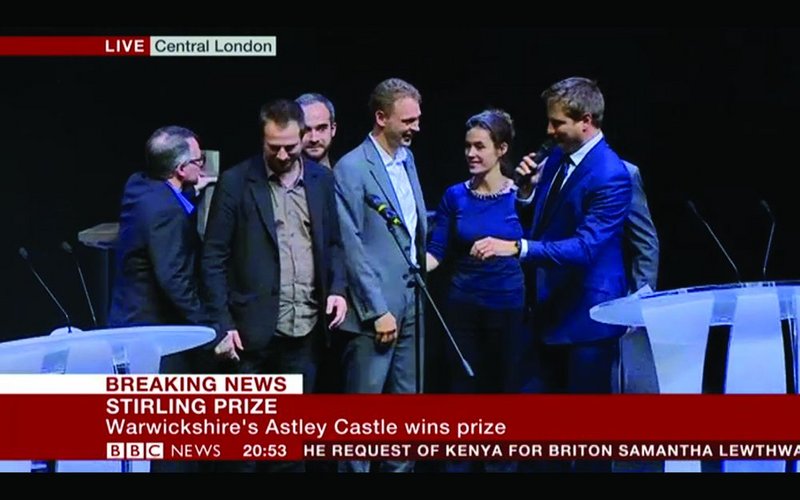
[109,127,229,473]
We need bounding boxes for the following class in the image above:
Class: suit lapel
[532,141,605,235]
[362,138,407,235]
[538,160,589,232]
[531,154,562,235]
[246,159,278,247]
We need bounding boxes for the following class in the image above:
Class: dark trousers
[524,337,619,394]
[314,331,346,393]
[445,299,527,394]
[442,299,524,473]
[306,331,346,473]
[216,332,316,473]
[520,337,619,473]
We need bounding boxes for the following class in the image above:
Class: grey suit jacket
[334,137,427,335]
[623,161,659,292]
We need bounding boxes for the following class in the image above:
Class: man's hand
[374,312,397,345]
[195,173,218,192]
[470,237,518,260]
[326,295,347,329]
[214,329,243,361]
[515,153,544,199]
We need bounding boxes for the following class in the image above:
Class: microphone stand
[378,218,475,394]
[19,247,73,333]
[61,241,98,327]
[760,200,776,280]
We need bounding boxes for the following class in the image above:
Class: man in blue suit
[109,126,225,473]
[473,77,632,397]
[110,126,222,359]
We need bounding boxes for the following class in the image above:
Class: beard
[267,156,298,174]
[303,144,328,161]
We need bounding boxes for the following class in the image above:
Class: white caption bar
[150,36,276,57]
[0,374,302,394]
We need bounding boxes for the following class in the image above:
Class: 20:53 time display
[242,443,288,458]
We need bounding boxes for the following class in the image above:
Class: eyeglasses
[182,153,206,169]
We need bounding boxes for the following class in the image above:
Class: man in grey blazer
[334,78,426,473]
[619,160,660,395]
[613,160,662,473]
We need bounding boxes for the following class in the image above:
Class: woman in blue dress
[427,109,526,394]
[426,109,525,472]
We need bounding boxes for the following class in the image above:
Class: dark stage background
[1,27,796,342]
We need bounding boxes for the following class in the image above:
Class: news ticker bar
[1,379,800,460]
[0,36,276,56]
[105,441,800,461]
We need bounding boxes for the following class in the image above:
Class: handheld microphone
[365,193,403,226]
[686,201,742,283]
[513,138,555,187]
[61,241,98,327]
[760,200,776,280]
[19,247,73,332]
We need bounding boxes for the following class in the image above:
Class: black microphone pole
[61,241,98,327]
[686,201,743,284]
[368,173,475,396]
[760,200,776,280]
[759,201,795,404]
[19,247,73,333]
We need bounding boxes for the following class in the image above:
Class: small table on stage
[0,325,215,473]
[591,281,800,473]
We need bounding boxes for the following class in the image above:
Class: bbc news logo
[107,442,164,459]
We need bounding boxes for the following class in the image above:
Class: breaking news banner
[0,36,276,57]
[2,374,800,471]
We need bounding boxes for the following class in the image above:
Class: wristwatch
[513,239,521,256]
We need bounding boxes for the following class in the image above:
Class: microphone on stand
[760,200,776,280]
[686,201,742,284]
[365,193,403,227]
[61,241,98,327]
[19,246,73,332]
[363,184,475,379]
